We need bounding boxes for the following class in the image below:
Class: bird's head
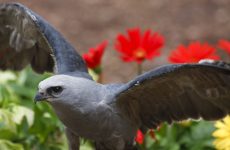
[34,74,100,105]
[34,75,74,103]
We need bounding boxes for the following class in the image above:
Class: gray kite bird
[1,3,230,150]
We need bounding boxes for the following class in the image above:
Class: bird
[1,3,230,150]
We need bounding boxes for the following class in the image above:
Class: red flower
[169,41,220,63]
[83,41,107,70]
[115,28,164,63]
[218,39,230,55]
[135,130,144,144]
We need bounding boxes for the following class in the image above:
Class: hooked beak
[34,92,47,104]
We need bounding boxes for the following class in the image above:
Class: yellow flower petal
[216,121,228,129]
[214,138,230,150]
[224,116,230,127]
[213,116,230,150]
[213,129,230,138]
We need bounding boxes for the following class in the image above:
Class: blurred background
[0,0,230,150]
[1,0,230,83]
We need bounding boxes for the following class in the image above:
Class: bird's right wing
[113,61,230,129]
[0,3,89,78]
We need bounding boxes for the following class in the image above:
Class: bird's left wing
[0,3,89,77]
[114,61,230,129]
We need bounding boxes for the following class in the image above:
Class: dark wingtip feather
[0,3,88,75]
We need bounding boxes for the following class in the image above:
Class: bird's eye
[47,86,63,97]
[52,86,63,93]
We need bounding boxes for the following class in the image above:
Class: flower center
[134,49,146,59]
[191,57,200,63]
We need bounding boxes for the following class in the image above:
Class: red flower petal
[128,28,141,50]
[135,130,144,144]
[218,39,230,55]
[169,41,220,63]
[115,28,164,63]
[83,41,107,69]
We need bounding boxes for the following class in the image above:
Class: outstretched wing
[115,61,230,129]
[0,3,88,76]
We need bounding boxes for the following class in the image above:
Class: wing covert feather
[116,63,230,128]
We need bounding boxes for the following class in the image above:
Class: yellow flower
[213,116,230,150]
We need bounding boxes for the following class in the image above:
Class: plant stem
[97,73,103,83]
[137,63,143,75]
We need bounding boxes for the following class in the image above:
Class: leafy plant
[0,69,68,150]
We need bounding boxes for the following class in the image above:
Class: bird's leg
[95,139,139,150]
[65,128,80,150]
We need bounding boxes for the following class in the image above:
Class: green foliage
[139,121,215,150]
[0,68,68,150]
[0,140,23,150]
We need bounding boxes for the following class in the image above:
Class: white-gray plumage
[2,3,230,150]
[38,75,137,149]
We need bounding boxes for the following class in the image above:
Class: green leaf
[10,105,34,127]
[0,71,16,84]
[8,84,35,100]
[0,109,17,140]
[0,140,23,150]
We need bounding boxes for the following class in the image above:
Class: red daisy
[83,41,107,72]
[169,41,220,63]
[115,28,164,63]
[218,39,230,55]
